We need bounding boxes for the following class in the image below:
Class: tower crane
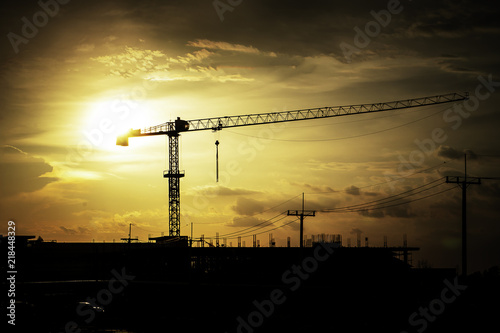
[116,92,469,237]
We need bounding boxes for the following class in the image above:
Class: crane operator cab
[174,117,189,133]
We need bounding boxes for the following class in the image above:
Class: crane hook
[215,140,220,182]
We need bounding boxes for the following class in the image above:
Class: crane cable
[215,140,219,182]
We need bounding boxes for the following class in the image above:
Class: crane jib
[122,92,468,137]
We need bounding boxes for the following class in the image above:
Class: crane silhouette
[116,92,469,236]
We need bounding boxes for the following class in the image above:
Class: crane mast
[117,92,469,236]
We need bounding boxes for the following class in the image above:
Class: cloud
[436,57,479,74]
[0,146,58,197]
[229,216,268,228]
[92,45,255,82]
[59,226,91,235]
[385,205,416,218]
[357,201,415,219]
[176,49,214,64]
[476,182,500,198]
[350,228,363,235]
[308,160,357,172]
[289,181,336,193]
[60,226,77,235]
[187,39,277,57]
[91,46,168,78]
[345,185,360,196]
[436,145,464,160]
[436,145,478,161]
[195,186,259,197]
[463,149,478,160]
[75,43,95,53]
[359,209,385,218]
[231,197,266,216]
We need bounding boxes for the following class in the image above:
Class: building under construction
[3,234,468,333]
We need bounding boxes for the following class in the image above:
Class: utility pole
[287,193,316,248]
[129,223,132,243]
[190,222,193,247]
[446,154,481,278]
[121,223,138,244]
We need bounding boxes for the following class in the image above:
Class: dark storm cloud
[290,181,336,193]
[475,182,500,198]
[357,201,415,219]
[385,205,415,218]
[402,0,500,39]
[437,145,463,160]
[3,0,500,62]
[231,197,265,216]
[345,185,380,197]
[0,145,58,197]
[350,228,363,235]
[359,209,385,218]
[229,215,268,228]
[345,185,361,196]
[60,226,91,234]
[437,145,478,161]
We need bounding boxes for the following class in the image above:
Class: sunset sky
[1,0,499,272]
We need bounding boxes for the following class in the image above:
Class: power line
[306,162,447,194]
[224,217,300,240]
[231,193,301,222]
[323,185,458,214]
[218,184,457,239]
[213,212,287,238]
[205,194,302,239]
[334,182,447,212]
[325,178,445,212]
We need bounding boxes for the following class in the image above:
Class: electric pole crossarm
[287,192,316,249]
[287,210,316,216]
[445,176,481,185]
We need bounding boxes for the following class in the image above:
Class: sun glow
[82,99,158,151]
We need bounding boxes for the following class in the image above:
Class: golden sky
[1,0,499,272]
